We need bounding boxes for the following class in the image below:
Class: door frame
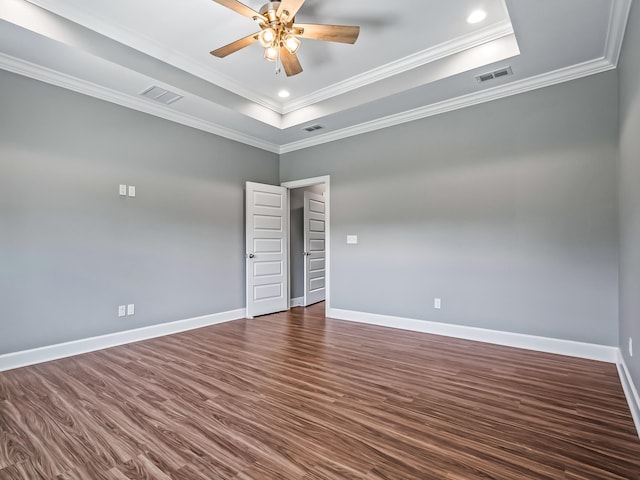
[281,175,331,317]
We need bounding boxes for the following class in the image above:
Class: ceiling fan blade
[277,0,305,22]
[294,24,360,44]
[211,0,261,19]
[280,47,303,77]
[210,32,259,58]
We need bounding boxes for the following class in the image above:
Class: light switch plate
[347,235,358,245]
[434,298,442,309]
[127,304,135,316]
[128,185,136,197]
[119,184,127,196]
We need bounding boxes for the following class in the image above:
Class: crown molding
[23,0,514,116]
[0,52,280,153]
[279,57,615,153]
[1,51,615,156]
[281,20,514,114]
[4,0,631,155]
[279,0,632,153]
[23,0,283,113]
[604,0,632,66]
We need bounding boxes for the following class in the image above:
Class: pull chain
[275,52,282,76]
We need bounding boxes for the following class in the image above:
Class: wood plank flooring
[1,303,639,479]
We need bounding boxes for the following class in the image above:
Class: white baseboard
[2,304,637,438]
[0,308,246,372]
[327,308,640,438]
[617,351,640,439]
[290,297,304,307]
[327,308,618,363]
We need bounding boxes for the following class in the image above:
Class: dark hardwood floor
[1,303,639,479]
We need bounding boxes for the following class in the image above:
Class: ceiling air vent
[303,124,324,133]
[140,86,183,105]
[475,66,513,83]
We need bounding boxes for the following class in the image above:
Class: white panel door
[303,191,326,306]
[246,182,288,318]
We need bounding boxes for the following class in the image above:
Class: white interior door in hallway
[303,191,326,306]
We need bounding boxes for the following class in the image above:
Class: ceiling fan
[210,0,360,77]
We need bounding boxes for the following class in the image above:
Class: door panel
[246,182,288,318]
[254,261,283,277]
[253,238,283,253]
[309,239,325,251]
[303,191,326,306]
[254,215,282,230]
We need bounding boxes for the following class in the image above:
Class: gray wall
[290,184,325,299]
[619,1,640,389]
[0,57,624,355]
[0,70,278,355]
[281,71,620,346]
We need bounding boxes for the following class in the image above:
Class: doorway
[245,176,330,318]
[282,175,330,317]
[289,183,326,308]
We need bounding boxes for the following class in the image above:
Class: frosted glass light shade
[259,28,277,47]
[264,46,279,61]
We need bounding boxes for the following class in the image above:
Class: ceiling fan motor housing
[260,2,285,24]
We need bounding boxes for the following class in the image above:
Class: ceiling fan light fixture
[264,45,279,62]
[210,0,361,77]
[258,27,277,47]
[283,34,301,54]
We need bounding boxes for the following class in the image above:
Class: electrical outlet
[128,185,136,197]
[630,337,633,357]
[434,298,441,309]
[119,184,127,196]
[127,304,135,316]
[118,305,126,317]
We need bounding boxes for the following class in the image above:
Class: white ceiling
[0,0,632,153]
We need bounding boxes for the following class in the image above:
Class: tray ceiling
[0,0,631,152]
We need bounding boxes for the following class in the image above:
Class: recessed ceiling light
[467,10,487,24]
[278,89,290,98]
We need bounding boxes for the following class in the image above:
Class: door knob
[247,253,255,259]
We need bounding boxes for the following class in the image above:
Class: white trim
[279,57,615,153]
[23,0,283,113]
[22,0,511,115]
[5,49,612,156]
[617,351,640,439]
[0,53,280,154]
[327,308,618,363]
[0,308,246,372]
[290,297,304,307]
[2,0,630,154]
[281,20,514,114]
[281,175,330,190]
[282,175,331,317]
[604,0,633,66]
